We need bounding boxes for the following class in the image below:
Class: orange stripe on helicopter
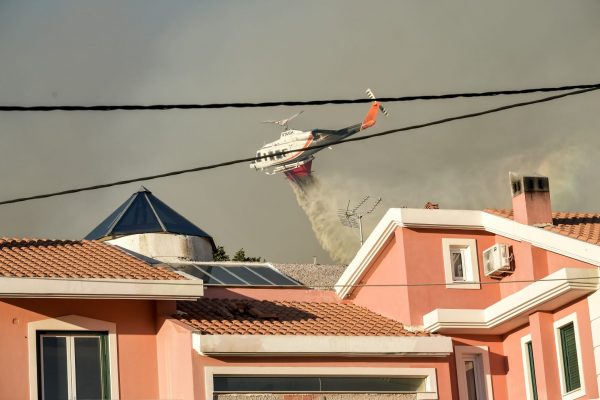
[361,101,380,130]
[285,136,314,162]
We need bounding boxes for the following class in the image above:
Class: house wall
[157,312,199,400]
[448,297,599,400]
[350,231,412,322]
[0,298,162,400]
[352,227,503,325]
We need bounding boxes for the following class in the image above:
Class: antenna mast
[337,196,382,245]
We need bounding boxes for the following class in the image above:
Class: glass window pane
[214,376,319,392]
[451,250,465,281]
[464,360,479,400]
[41,336,69,400]
[74,337,103,400]
[320,377,425,392]
[214,376,425,393]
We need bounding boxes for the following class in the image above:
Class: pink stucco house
[336,172,600,400]
[2,174,599,400]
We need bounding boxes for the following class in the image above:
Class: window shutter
[526,341,538,400]
[560,323,581,392]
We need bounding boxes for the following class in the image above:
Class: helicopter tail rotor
[366,88,390,116]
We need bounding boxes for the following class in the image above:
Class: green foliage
[213,246,262,262]
[213,246,230,261]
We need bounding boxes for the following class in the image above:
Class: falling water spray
[288,175,358,263]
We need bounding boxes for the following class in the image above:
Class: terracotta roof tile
[0,238,184,280]
[484,209,600,245]
[176,298,432,336]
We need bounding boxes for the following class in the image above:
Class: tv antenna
[337,196,382,246]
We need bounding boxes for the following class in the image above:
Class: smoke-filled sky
[1,1,599,263]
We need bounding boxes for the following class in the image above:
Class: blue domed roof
[85,186,216,249]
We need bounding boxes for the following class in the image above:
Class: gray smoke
[288,175,359,263]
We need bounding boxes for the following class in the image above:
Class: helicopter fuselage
[249,124,361,174]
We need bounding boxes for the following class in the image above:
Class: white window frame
[455,345,494,400]
[553,313,586,400]
[28,315,119,400]
[520,334,538,400]
[204,366,440,400]
[38,333,109,400]
[442,238,480,289]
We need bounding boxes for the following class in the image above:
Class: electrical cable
[0,86,598,206]
[1,83,599,111]
[303,275,600,290]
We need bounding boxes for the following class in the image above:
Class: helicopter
[250,89,389,178]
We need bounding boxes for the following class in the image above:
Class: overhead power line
[1,83,599,111]
[303,275,600,289]
[0,86,598,206]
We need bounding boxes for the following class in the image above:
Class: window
[560,324,580,392]
[442,238,480,289]
[213,376,426,393]
[553,314,585,400]
[28,315,119,400]
[455,346,492,400]
[38,332,110,400]
[450,248,467,281]
[205,367,439,400]
[521,334,538,400]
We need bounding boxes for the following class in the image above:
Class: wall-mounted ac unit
[483,244,513,277]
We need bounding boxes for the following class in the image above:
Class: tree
[213,246,230,261]
[213,246,263,262]
[232,248,262,262]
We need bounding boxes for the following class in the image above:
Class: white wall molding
[0,276,203,300]
[336,208,600,299]
[193,333,452,357]
[423,268,599,334]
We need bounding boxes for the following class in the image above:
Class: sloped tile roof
[0,238,184,280]
[176,298,431,336]
[485,209,600,245]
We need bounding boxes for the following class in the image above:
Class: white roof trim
[193,333,452,357]
[0,276,203,299]
[422,267,599,334]
[336,208,600,298]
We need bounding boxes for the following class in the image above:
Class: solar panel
[242,266,300,286]
[171,263,302,287]
[176,265,225,285]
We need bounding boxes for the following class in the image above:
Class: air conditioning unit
[483,244,513,277]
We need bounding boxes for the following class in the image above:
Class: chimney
[509,172,553,226]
